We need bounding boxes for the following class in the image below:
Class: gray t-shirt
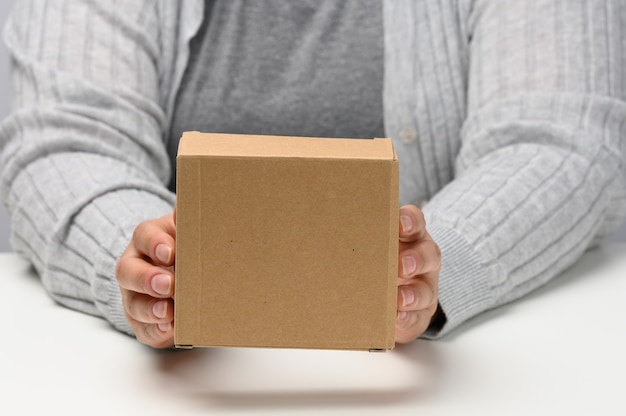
[169,0,384,189]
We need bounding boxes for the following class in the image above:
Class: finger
[124,291,174,324]
[132,214,176,267]
[117,255,174,298]
[133,320,175,349]
[398,205,427,243]
[397,279,436,312]
[395,306,436,344]
[398,238,441,278]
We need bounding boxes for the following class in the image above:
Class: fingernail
[156,244,172,264]
[401,287,415,307]
[151,274,171,296]
[397,311,408,321]
[402,255,417,276]
[400,215,413,234]
[153,300,168,319]
[158,322,172,332]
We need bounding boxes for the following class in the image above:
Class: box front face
[175,155,397,349]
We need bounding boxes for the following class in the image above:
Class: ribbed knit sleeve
[0,1,201,335]
[422,0,626,336]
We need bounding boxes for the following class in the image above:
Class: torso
[168,0,384,190]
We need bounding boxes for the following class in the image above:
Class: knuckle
[136,264,157,295]
[144,324,159,343]
[125,292,142,320]
[115,247,133,283]
[414,207,425,226]
[134,220,160,249]
[419,284,437,310]
[395,326,417,344]
[420,240,441,272]
[132,221,148,242]
[115,259,124,283]
[139,269,154,295]
[143,323,172,349]
[396,310,430,343]
[135,324,153,346]
[432,242,442,264]
[127,318,151,346]
[416,252,427,275]
[126,292,153,323]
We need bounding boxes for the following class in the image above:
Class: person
[0,0,624,349]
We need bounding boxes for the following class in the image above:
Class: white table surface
[2,244,625,416]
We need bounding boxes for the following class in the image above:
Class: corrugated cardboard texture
[175,132,398,350]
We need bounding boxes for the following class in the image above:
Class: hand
[116,210,176,348]
[396,205,441,343]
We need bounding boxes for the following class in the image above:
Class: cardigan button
[399,127,417,143]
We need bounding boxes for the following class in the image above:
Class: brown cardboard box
[174,132,399,350]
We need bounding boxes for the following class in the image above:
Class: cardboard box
[174,132,399,350]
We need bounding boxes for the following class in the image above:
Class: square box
[174,132,398,350]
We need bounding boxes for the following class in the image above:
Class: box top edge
[178,131,396,160]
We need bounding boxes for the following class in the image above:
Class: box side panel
[181,156,395,349]
[386,159,400,349]
[174,156,202,346]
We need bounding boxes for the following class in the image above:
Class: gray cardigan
[1,0,624,338]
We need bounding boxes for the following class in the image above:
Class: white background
[0,2,624,252]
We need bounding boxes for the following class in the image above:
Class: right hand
[116,210,176,348]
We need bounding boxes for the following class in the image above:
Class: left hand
[395,205,441,343]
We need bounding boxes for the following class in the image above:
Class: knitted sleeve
[0,1,184,335]
[423,0,626,336]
